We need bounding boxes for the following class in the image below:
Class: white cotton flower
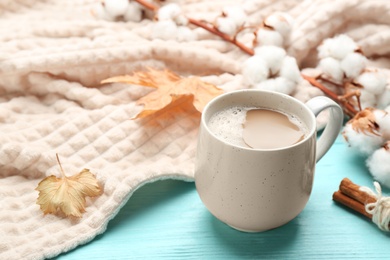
[254,77,295,95]
[366,144,390,188]
[123,2,143,22]
[254,28,283,47]
[215,17,237,35]
[340,52,367,79]
[279,56,302,83]
[318,34,358,60]
[157,3,188,25]
[360,89,377,109]
[176,26,197,42]
[242,56,269,87]
[355,70,387,95]
[104,0,129,18]
[375,110,390,140]
[342,123,385,155]
[254,46,286,75]
[91,3,115,21]
[263,12,294,39]
[318,57,343,83]
[151,20,178,40]
[222,6,247,27]
[377,89,390,109]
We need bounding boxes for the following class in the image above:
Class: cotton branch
[302,74,359,117]
[134,0,254,55]
[133,0,358,117]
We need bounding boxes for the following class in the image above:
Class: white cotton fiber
[123,2,143,22]
[263,12,293,39]
[254,28,283,47]
[355,70,387,95]
[318,57,343,83]
[359,89,377,109]
[92,3,115,21]
[254,46,286,75]
[374,110,390,140]
[215,17,237,35]
[157,3,187,25]
[104,0,129,18]
[151,20,178,40]
[367,144,390,188]
[377,89,390,109]
[157,3,181,21]
[242,55,269,86]
[342,123,385,155]
[318,34,358,60]
[254,77,295,95]
[279,56,302,83]
[222,6,247,26]
[340,52,367,79]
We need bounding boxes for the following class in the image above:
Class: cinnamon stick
[339,178,376,205]
[332,190,372,219]
[332,178,377,219]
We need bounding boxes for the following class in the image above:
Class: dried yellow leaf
[101,68,224,119]
[36,155,102,218]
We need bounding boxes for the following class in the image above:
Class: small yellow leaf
[36,155,102,218]
[101,68,224,119]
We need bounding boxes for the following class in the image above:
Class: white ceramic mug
[195,89,343,232]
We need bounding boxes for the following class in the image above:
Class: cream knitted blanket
[1,0,390,259]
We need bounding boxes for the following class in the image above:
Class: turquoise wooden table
[57,135,390,259]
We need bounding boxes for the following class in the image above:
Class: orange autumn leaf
[36,154,102,218]
[101,68,224,119]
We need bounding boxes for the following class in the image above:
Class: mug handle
[305,96,344,162]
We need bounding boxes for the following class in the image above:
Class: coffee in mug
[195,90,343,232]
[208,106,308,149]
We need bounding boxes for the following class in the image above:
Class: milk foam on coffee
[208,106,307,149]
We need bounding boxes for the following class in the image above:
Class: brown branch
[135,0,358,117]
[134,0,254,55]
[302,74,359,117]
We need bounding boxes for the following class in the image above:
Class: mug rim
[201,89,317,152]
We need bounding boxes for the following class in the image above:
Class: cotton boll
[254,77,295,95]
[340,52,367,79]
[176,26,197,42]
[123,2,143,22]
[377,89,390,109]
[91,3,115,21]
[342,123,385,155]
[374,110,390,140]
[151,20,178,40]
[222,6,247,27]
[104,0,129,18]
[157,3,188,25]
[318,34,358,60]
[293,79,324,102]
[215,17,237,35]
[242,56,269,87]
[157,3,181,21]
[318,57,343,83]
[279,56,302,83]
[360,89,377,109]
[367,143,390,188]
[355,70,387,95]
[254,28,283,47]
[254,46,286,75]
[263,12,294,39]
